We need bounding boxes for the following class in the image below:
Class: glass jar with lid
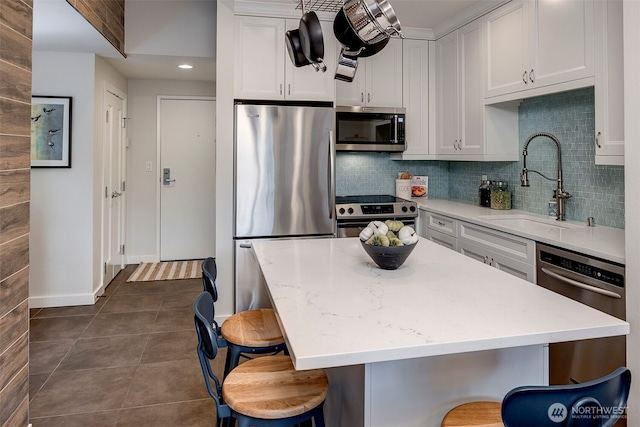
[490,181,511,210]
[478,180,492,207]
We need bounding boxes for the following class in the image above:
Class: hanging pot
[285,29,311,68]
[333,7,368,51]
[334,47,359,82]
[342,0,403,45]
[299,11,325,63]
[334,8,390,56]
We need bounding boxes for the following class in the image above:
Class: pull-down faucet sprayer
[520,132,572,221]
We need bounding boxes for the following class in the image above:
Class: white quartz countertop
[413,198,625,264]
[252,237,629,370]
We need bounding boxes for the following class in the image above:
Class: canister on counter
[490,181,511,210]
[478,179,492,207]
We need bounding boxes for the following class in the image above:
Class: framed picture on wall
[30,96,72,168]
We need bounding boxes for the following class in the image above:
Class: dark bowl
[360,240,417,270]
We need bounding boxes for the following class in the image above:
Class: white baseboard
[29,292,98,308]
[126,254,159,264]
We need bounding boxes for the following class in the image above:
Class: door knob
[163,168,176,185]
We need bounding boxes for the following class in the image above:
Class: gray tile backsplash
[336,87,625,229]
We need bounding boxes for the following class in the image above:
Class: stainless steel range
[335,195,417,238]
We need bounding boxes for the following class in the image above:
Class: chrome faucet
[520,132,572,221]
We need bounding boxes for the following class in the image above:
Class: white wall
[125,79,215,263]
[623,0,639,422]
[30,52,93,307]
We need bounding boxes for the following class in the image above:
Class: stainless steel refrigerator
[234,102,336,312]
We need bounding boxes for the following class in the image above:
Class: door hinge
[120,244,125,254]
[121,181,126,192]
[106,111,109,123]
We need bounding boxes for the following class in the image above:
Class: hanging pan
[285,29,311,67]
[299,10,325,64]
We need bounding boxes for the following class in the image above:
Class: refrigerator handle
[328,130,336,220]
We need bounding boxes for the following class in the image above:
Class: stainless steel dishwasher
[537,243,625,386]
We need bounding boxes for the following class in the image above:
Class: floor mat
[126,260,202,282]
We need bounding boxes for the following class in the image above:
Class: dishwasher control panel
[539,250,624,288]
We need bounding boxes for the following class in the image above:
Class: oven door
[337,219,415,238]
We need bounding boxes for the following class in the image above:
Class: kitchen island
[252,237,629,426]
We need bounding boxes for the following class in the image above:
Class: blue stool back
[502,367,631,427]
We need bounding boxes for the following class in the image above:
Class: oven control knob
[410,206,416,212]
[348,208,354,214]
[339,208,345,215]
[402,206,408,212]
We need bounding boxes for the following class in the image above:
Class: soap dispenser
[549,191,558,219]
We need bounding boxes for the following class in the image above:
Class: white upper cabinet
[391,39,433,159]
[335,38,403,107]
[435,19,484,156]
[594,0,624,165]
[484,0,594,101]
[483,1,530,99]
[234,15,336,101]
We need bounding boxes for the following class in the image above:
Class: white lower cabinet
[420,209,536,283]
[427,229,458,252]
[458,221,536,283]
[458,239,535,283]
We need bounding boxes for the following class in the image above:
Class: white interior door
[102,85,126,284]
[159,97,216,261]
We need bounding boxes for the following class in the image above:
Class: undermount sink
[481,214,585,232]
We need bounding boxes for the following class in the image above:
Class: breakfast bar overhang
[252,237,629,426]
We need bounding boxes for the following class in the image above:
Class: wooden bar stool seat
[441,401,503,427]
[223,355,328,423]
[221,308,284,348]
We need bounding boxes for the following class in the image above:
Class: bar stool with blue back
[194,291,328,427]
[201,257,287,376]
[441,367,631,427]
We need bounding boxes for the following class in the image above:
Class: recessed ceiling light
[178,64,193,69]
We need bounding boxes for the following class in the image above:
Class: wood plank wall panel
[66,0,126,56]
[0,0,32,425]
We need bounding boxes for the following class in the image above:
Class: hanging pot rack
[294,0,343,13]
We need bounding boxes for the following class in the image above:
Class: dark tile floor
[28,264,224,427]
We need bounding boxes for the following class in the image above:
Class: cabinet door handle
[437,220,446,226]
[523,70,528,84]
[280,84,283,95]
[361,92,364,103]
[529,69,535,83]
[288,84,291,96]
[483,255,488,264]
[596,131,602,148]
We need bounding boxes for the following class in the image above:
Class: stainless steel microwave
[335,106,406,152]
